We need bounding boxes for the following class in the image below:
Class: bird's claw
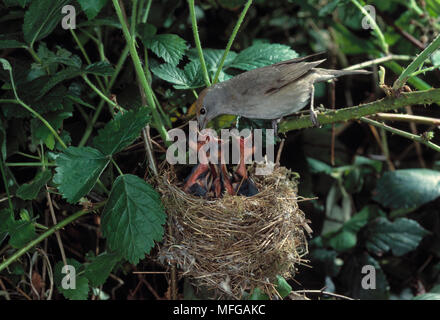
[310,109,321,128]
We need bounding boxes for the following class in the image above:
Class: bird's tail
[313,68,371,81]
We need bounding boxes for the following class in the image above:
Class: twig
[294,289,355,300]
[46,187,67,266]
[343,55,413,71]
[279,88,440,133]
[361,117,440,153]
[405,106,426,168]
[372,113,440,125]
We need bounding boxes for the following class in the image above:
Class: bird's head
[195,87,225,131]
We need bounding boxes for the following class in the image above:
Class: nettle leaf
[93,108,151,156]
[35,43,83,70]
[137,23,157,42]
[8,218,37,248]
[84,251,121,287]
[151,61,205,90]
[16,170,52,200]
[31,110,72,150]
[84,61,115,76]
[187,48,236,80]
[53,147,110,203]
[144,34,187,66]
[23,0,71,46]
[151,63,189,87]
[366,217,430,256]
[54,259,89,300]
[77,0,109,20]
[1,209,37,249]
[374,169,440,209]
[101,174,166,264]
[37,67,82,99]
[229,43,298,71]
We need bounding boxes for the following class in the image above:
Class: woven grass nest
[155,165,312,299]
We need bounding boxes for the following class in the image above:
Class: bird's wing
[226,58,325,99]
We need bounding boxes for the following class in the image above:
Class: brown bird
[195,53,370,132]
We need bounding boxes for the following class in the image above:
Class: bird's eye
[200,107,206,115]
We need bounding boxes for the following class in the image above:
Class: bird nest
[154,165,312,299]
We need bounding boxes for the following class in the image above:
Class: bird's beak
[198,118,207,132]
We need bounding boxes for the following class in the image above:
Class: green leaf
[84,61,115,76]
[23,0,71,46]
[77,0,108,20]
[275,275,292,298]
[53,147,110,203]
[93,108,151,156]
[0,39,26,49]
[413,293,440,300]
[16,170,52,200]
[37,67,82,99]
[31,110,72,150]
[366,217,430,256]
[187,48,236,81]
[374,169,440,209]
[54,259,89,300]
[248,287,269,300]
[344,205,382,233]
[151,63,192,89]
[229,43,298,71]
[307,157,333,175]
[101,174,166,264]
[137,23,157,41]
[327,229,357,252]
[144,34,187,66]
[84,251,121,287]
[8,218,37,248]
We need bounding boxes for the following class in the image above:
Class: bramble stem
[213,0,253,84]
[188,0,211,87]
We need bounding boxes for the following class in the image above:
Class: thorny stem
[213,0,253,84]
[188,0,211,87]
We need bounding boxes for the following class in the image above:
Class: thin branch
[279,88,440,133]
[372,113,440,125]
[361,117,440,153]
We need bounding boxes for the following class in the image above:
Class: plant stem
[78,45,129,147]
[112,0,169,144]
[385,61,431,91]
[111,158,124,176]
[5,162,56,167]
[0,155,13,213]
[141,0,152,23]
[0,203,105,273]
[1,64,67,149]
[188,0,211,86]
[343,54,413,71]
[361,117,440,153]
[213,0,252,84]
[372,113,440,125]
[350,0,389,54]
[279,88,440,132]
[82,74,123,113]
[393,32,440,90]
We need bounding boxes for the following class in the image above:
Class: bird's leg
[271,118,281,137]
[309,84,320,127]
